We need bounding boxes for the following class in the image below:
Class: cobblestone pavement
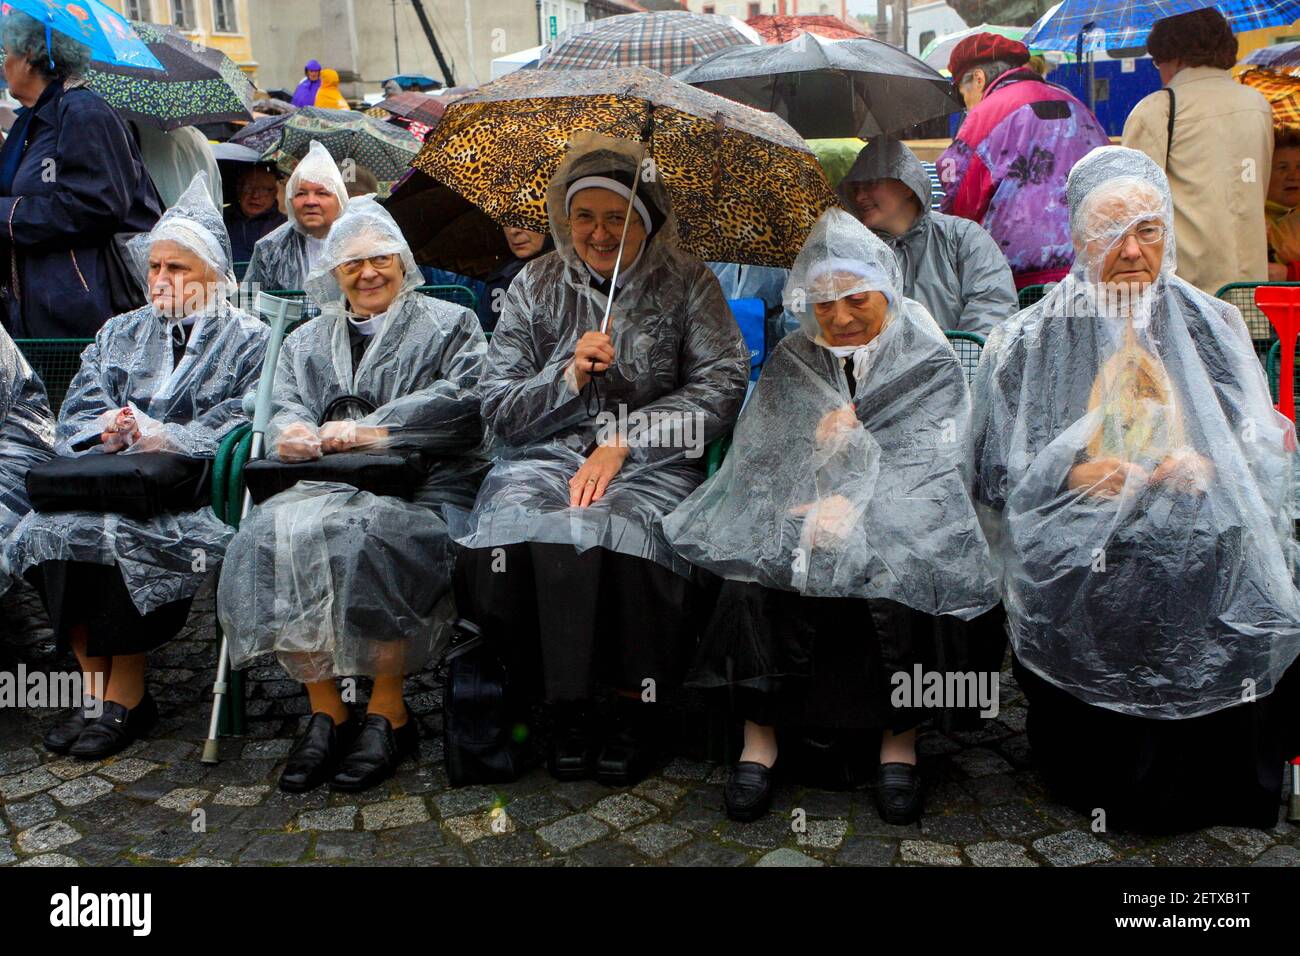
[1,581,1297,868]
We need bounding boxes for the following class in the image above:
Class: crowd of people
[0,6,1297,837]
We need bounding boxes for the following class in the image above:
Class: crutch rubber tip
[201,739,221,765]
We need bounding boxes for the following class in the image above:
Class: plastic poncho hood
[129,171,235,299]
[666,209,996,616]
[286,140,350,235]
[970,145,1300,719]
[837,139,1018,337]
[304,195,422,318]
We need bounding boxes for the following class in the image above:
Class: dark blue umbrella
[384,74,442,91]
[1023,0,1300,54]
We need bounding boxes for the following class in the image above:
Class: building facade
[682,1,850,18]
[102,0,257,76]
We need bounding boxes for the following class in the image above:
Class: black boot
[329,712,419,792]
[594,698,658,787]
[280,712,358,793]
[548,701,596,782]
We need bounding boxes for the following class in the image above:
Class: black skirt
[687,579,941,733]
[454,543,702,703]
[1013,654,1299,832]
[28,560,194,658]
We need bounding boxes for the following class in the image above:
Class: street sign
[549,15,557,40]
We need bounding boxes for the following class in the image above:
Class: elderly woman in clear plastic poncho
[8,172,269,760]
[0,328,54,594]
[242,141,349,294]
[665,208,997,824]
[970,146,1300,832]
[455,135,750,787]
[219,197,487,794]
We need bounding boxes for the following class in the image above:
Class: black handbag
[27,451,212,520]
[243,394,425,504]
[443,618,528,786]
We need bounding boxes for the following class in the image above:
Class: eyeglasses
[337,254,396,275]
[570,211,643,236]
[1102,223,1166,245]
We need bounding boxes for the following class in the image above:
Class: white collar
[585,241,646,289]
[347,309,387,336]
[817,334,882,385]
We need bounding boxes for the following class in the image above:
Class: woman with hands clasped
[219,198,487,794]
[10,173,268,759]
[971,146,1300,831]
[665,209,997,824]
[456,134,749,786]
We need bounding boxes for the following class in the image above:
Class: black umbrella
[385,169,511,279]
[84,22,256,131]
[672,33,963,139]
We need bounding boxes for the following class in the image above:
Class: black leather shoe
[69,693,158,760]
[43,707,97,754]
[874,762,923,824]
[279,712,358,793]
[329,713,419,792]
[548,702,596,782]
[724,761,775,822]
[594,702,657,787]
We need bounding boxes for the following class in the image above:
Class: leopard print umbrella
[412,67,837,268]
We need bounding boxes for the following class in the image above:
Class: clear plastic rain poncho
[7,173,270,614]
[837,139,1017,337]
[970,145,1300,719]
[0,329,54,594]
[455,133,750,578]
[218,197,488,682]
[665,208,996,617]
[243,141,350,293]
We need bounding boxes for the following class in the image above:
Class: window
[124,0,150,20]
[748,2,761,15]
[170,0,195,29]
[919,30,935,54]
[212,0,237,33]
[702,4,715,13]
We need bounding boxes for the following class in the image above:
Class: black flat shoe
[724,761,775,822]
[43,706,97,754]
[874,761,923,825]
[594,701,657,787]
[329,713,419,792]
[548,702,596,782]
[279,712,358,793]
[69,693,158,760]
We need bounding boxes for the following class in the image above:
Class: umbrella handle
[598,162,645,336]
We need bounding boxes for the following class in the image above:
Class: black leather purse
[243,394,425,504]
[27,451,212,520]
[443,618,528,786]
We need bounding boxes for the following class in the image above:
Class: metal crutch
[202,292,304,764]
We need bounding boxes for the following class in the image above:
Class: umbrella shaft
[600,168,643,336]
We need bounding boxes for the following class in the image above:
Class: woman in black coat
[0,11,161,339]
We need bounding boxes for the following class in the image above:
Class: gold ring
[587,479,596,484]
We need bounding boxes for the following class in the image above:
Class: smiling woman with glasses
[219,197,489,794]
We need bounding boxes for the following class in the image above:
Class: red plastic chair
[1253,285,1300,819]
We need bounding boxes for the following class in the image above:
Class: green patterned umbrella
[85,22,254,131]
[269,107,422,198]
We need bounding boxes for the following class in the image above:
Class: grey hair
[970,60,1017,86]
[2,11,93,80]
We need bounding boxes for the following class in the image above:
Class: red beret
[948,33,1031,85]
